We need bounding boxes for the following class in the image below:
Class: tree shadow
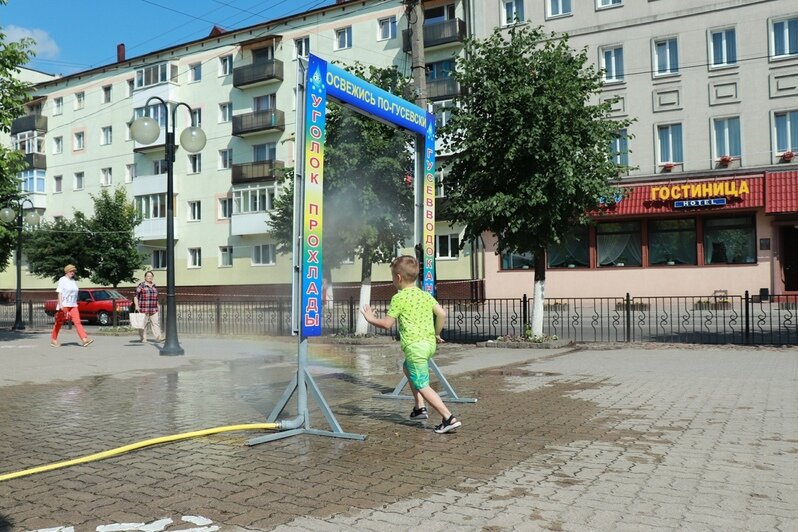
[0,513,15,532]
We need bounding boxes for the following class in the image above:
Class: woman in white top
[50,264,94,347]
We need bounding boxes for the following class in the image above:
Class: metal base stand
[376,358,477,403]
[248,338,365,445]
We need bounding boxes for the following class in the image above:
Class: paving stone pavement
[0,331,796,531]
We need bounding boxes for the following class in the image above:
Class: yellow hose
[0,422,280,482]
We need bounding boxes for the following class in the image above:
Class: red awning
[599,175,764,217]
[765,170,798,213]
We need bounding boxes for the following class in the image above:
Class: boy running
[361,255,462,433]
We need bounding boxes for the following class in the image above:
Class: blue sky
[1,0,336,75]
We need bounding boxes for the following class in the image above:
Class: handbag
[129,312,147,330]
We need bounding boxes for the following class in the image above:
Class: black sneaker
[410,407,428,420]
[433,415,461,434]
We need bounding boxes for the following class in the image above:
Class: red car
[44,288,131,326]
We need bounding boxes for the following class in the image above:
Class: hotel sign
[649,179,750,202]
[674,198,727,208]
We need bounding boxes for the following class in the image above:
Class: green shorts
[403,341,436,389]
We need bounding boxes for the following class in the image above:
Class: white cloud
[4,25,60,59]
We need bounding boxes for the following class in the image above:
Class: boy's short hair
[391,255,419,283]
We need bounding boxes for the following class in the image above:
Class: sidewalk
[0,332,796,531]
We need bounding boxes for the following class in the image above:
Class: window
[219,55,233,75]
[549,0,571,17]
[20,170,45,193]
[126,164,136,183]
[54,175,62,193]
[254,94,276,112]
[75,92,85,109]
[547,226,590,268]
[188,153,202,174]
[252,244,276,265]
[657,123,683,164]
[425,4,455,24]
[101,126,112,145]
[335,27,352,50]
[135,193,168,219]
[188,248,202,268]
[135,63,173,88]
[74,172,84,190]
[611,129,629,166]
[597,221,641,267]
[432,100,454,130]
[295,36,310,59]
[127,79,135,96]
[501,251,534,270]
[219,246,233,267]
[219,102,232,122]
[774,110,798,153]
[53,97,63,115]
[253,142,276,162]
[53,136,63,154]
[772,17,798,58]
[218,197,233,219]
[134,104,167,129]
[188,200,201,221]
[436,234,460,259]
[191,108,202,128]
[703,216,756,264]
[598,0,622,7]
[503,0,524,25]
[152,249,167,269]
[219,149,233,169]
[379,16,397,40]
[426,60,454,82]
[102,85,112,103]
[101,167,112,186]
[189,62,202,82]
[73,132,85,150]
[649,219,696,266]
[711,28,737,67]
[654,38,679,75]
[713,117,741,159]
[601,45,624,82]
[233,184,276,214]
[153,159,168,175]
[13,131,43,154]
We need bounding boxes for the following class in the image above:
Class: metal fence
[3,291,798,345]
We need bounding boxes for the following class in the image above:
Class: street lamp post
[0,198,41,330]
[130,96,206,356]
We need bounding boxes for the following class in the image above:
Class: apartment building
[2,0,475,299]
[475,0,798,299]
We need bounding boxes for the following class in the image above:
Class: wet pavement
[0,331,797,531]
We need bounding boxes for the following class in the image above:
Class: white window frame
[295,36,310,59]
[74,172,84,191]
[188,153,202,174]
[548,0,571,18]
[774,109,798,155]
[219,102,232,123]
[152,249,167,269]
[191,108,202,128]
[188,200,202,221]
[189,62,202,82]
[232,184,276,214]
[597,0,622,8]
[188,248,202,268]
[101,167,112,187]
[709,27,737,68]
[53,97,63,115]
[54,175,63,194]
[218,197,233,219]
[378,16,397,40]
[219,246,233,268]
[126,164,136,183]
[654,37,679,76]
[219,55,233,76]
[135,63,169,89]
[335,27,353,50]
[100,126,112,146]
[53,136,63,154]
[102,85,112,103]
[75,91,85,110]
[503,0,524,26]
[73,132,85,151]
[771,17,798,59]
[436,234,460,259]
[135,193,168,220]
[219,149,233,169]
[712,116,742,160]
[252,244,276,266]
[657,123,684,165]
[601,45,624,83]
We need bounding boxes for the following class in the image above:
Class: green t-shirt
[387,286,438,348]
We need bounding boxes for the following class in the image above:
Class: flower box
[782,150,795,162]
[661,163,675,171]
[719,155,733,166]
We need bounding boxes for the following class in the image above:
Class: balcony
[231,160,285,185]
[10,114,47,135]
[427,77,460,101]
[134,218,172,241]
[402,18,466,52]
[232,110,285,137]
[24,153,46,170]
[230,211,272,236]
[233,60,284,89]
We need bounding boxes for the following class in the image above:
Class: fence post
[349,296,355,334]
[625,292,632,342]
[27,300,33,329]
[215,298,222,335]
[112,298,118,326]
[744,290,750,344]
[522,294,528,328]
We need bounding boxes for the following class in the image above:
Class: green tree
[23,215,94,282]
[86,187,145,287]
[270,63,415,334]
[442,24,632,337]
[0,2,36,271]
